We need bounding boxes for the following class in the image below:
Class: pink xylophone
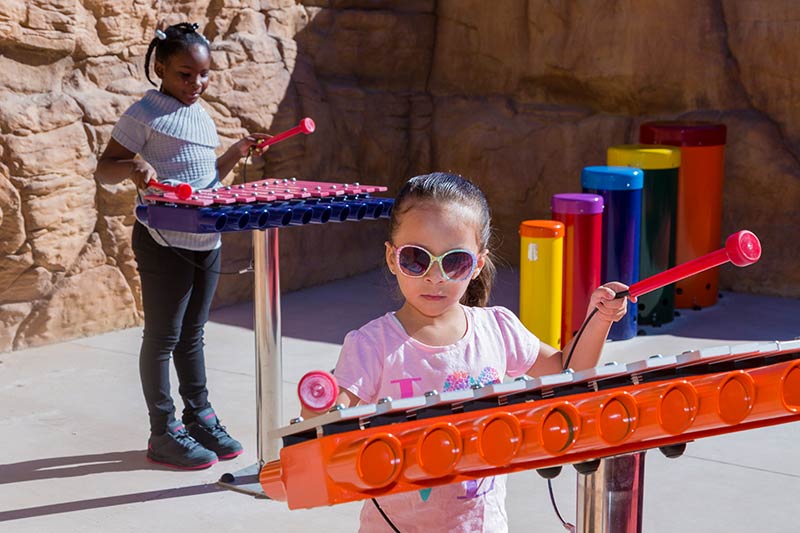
[136,178,392,233]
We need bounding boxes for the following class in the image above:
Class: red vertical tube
[552,193,603,347]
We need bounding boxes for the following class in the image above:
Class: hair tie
[155,29,166,40]
[189,22,210,44]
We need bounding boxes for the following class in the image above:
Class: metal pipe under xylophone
[616,230,761,299]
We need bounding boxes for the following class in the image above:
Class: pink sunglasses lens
[398,246,431,276]
[441,251,475,280]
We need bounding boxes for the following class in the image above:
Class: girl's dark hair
[144,22,210,87]
[389,172,496,307]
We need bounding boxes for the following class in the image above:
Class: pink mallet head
[725,230,761,267]
[298,370,338,412]
[300,117,316,134]
[175,183,193,200]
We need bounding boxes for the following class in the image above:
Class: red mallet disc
[725,230,761,267]
[300,117,316,134]
[174,183,193,200]
[298,370,338,412]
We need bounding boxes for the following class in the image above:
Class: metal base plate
[217,463,268,499]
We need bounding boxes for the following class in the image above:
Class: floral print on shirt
[442,366,500,392]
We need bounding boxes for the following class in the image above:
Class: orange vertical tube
[639,122,727,309]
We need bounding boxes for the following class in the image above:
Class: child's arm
[526,281,633,377]
[216,133,272,180]
[300,387,359,421]
[94,138,156,189]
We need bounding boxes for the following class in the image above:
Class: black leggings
[132,222,221,434]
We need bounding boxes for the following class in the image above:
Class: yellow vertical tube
[519,220,564,348]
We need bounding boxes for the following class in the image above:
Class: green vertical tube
[608,145,681,326]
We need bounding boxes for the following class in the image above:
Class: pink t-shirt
[334,305,541,533]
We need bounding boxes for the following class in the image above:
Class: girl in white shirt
[95,22,269,469]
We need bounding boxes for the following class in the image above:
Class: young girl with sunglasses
[94,22,270,470]
[323,172,632,532]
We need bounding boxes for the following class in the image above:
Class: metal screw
[315,186,322,190]
[291,177,297,182]
[354,182,360,186]
[424,390,438,397]
[290,417,304,425]
[471,383,482,390]
[377,397,393,404]
[649,354,663,359]
[329,403,345,412]
[301,187,308,192]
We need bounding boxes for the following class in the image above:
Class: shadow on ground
[0,450,227,522]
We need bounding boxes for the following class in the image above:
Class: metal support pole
[575,453,645,533]
[253,228,282,466]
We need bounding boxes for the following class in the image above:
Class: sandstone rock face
[0,1,797,351]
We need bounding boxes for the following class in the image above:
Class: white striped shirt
[112,89,222,251]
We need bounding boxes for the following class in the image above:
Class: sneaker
[186,407,244,460]
[147,420,218,470]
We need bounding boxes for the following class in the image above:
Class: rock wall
[1,0,798,351]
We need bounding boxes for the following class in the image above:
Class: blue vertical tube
[581,166,643,340]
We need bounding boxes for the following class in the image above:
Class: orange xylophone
[260,339,800,509]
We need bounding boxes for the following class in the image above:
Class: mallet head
[175,183,193,200]
[725,230,761,267]
[300,117,316,134]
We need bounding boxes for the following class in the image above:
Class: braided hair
[389,172,497,307]
[144,22,210,87]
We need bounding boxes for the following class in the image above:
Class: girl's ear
[385,241,396,275]
[473,249,488,279]
[154,60,165,79]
